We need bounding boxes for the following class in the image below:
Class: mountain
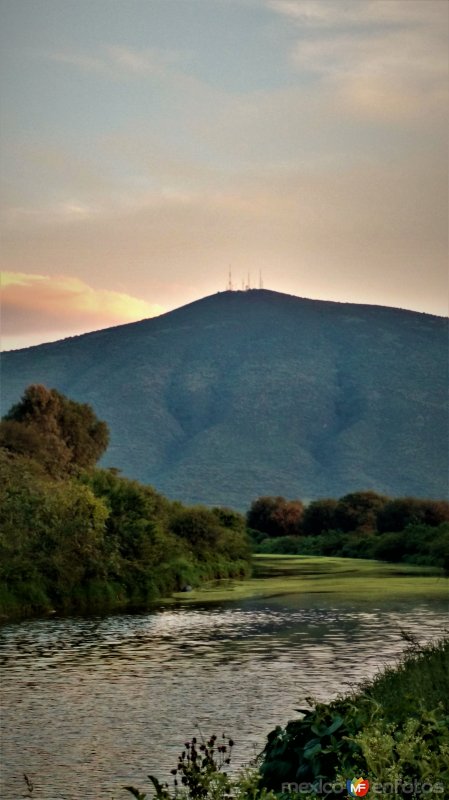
[1,290,448,508]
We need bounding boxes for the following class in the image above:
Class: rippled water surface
[1,594,448,799]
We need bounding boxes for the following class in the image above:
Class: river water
[1,593,448,800]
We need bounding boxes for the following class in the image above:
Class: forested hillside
[2,290,447,507]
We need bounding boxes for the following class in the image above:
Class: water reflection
[1,595,448,800]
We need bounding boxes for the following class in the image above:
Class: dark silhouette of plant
[125,733,234,800]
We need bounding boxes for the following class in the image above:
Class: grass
[165,554,449,604]
[363,635,449,721]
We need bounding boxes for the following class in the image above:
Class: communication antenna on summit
[259,270,263,289]
[226,268,233,291]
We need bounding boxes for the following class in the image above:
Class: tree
[334,491,388,533]
[1,384,109,476]
[0,448,109,607]
[302,499,338,536]
[246,496,304,537]
[377,498,449,533]
[170,507,222,549]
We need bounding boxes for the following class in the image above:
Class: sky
[1,0,448,350]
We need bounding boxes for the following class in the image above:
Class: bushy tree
[82,468,173,566]
[212,507,246,533]
[170,507,223,549]
[1,384,109,476]
[334,491,388,533]
[302,499,338,536]
[0,449,109,608]
[246,496,304,537]
[377,498,449,533]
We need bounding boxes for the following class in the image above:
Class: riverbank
[166,554,449,605]
[259,635,449,798]
[133,637,449,800]
[123,636,449,800]
[0,454,252,623]
[3,553,446,623]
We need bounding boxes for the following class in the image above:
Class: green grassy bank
[167,554,449,605]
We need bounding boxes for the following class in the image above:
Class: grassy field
[166,554,449,604]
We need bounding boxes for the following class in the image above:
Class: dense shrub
[259,638,449,797]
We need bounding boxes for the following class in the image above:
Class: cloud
[266,0,448,122]
[267,0,446,28]
[1,138,447,320]
[1,272,164,349]
[44,44,191,80]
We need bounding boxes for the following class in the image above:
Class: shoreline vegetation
[123,637,449,800]
[1,385,448,622]
[167,554,448,606]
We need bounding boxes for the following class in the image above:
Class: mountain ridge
[4,289,445,355]
[2,290,448,507]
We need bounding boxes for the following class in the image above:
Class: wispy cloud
[44,44,191,79]
[267,0,446,28]
[266,0,448,122]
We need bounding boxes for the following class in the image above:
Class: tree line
[247,493,449,570]
[0,385,251,620]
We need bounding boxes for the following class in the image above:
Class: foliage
[0,386,252,620]
[0,461,251,621]
[333,491,388,533]
[260,638,449,797]
[1,384,109,476]
[254,526,449,570]
[247,497,304,538]
[377,498,449,533]
[301,500,338,537]
[0,449,109,614]
[250,489,449,570]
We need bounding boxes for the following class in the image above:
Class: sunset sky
[1,0,448,350]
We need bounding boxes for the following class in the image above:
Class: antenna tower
[227,268,233,291]
[259,270,263,289]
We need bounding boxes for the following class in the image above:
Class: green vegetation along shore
[1,384,448,622]
[0,386,251,621]
[125,637,449,800]
[259,636,449,798]
[166,554,449,605]
[247,494,449,572]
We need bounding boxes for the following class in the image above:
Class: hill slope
[1,290,448,507]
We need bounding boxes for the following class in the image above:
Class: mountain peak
[2,290,447,506]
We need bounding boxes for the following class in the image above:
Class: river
[1,593,448,800]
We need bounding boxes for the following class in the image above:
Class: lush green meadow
[167,553,449,605]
